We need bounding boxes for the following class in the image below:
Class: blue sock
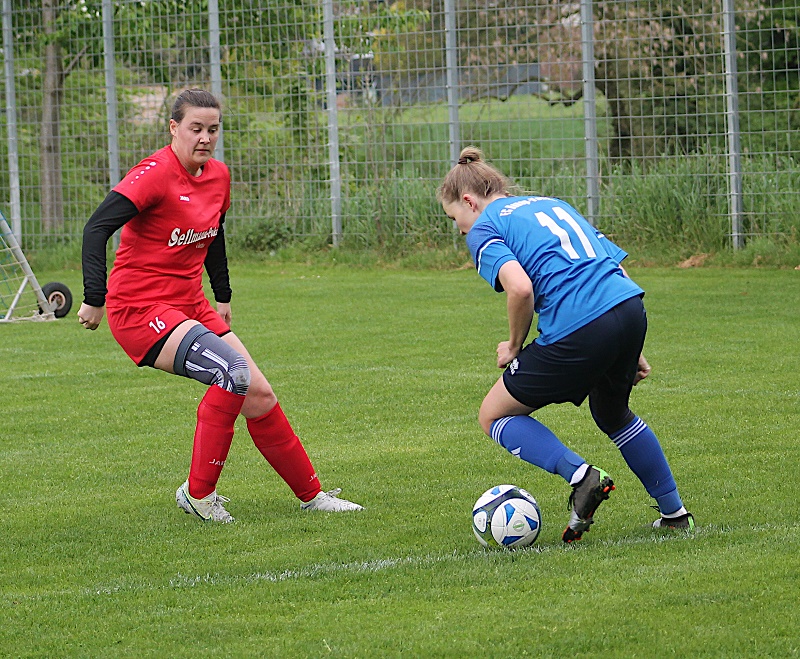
[490,416,585,483]
[609,416,683,515]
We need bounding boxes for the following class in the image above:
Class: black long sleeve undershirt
[82,190,232,307]
[82,191,137,307]
[204,215,232,305]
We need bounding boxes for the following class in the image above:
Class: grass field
[3,264,799,657]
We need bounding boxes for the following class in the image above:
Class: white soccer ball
[472,484,542,549]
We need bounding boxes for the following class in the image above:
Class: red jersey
[106,146,231,309]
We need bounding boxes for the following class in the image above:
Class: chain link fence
[1,0,798,253]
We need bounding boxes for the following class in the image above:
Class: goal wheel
[40,282,73,318]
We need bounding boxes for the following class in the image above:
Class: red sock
[246,403,321,502]
[188,386,245,500]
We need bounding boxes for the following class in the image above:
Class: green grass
[2,265,799,657]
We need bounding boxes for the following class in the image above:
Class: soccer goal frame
[0,210,72,322]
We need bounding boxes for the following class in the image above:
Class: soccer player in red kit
[78,88,362,521]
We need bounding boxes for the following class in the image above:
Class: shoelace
[210,493,231,508]
[566,485,587,511]
[566,489,576,511]
[566,471,592,511]
[209,494,233,520]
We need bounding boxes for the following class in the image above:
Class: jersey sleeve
[466,222,518,292]
[221,165,231,214]
[112,157,168,211]
[593,228,629,264]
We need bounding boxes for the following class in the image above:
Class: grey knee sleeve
[173,325,251,396]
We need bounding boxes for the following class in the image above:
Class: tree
[13,0,102,232]
[402,0,798,163]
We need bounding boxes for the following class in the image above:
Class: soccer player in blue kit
[438,147,694,543]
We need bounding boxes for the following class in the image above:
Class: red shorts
[106,299,231,366]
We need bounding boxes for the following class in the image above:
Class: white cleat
[301,488,364,512]
[176,480,235,523]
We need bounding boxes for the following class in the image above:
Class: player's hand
[77,303,104,331]
[217,302,232,327]
[496,341,520,369]
[634,354,651,385]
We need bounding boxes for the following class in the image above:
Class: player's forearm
[506,291,534,351]
[497,260,534,351]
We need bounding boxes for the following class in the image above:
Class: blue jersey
[466,196,644,345]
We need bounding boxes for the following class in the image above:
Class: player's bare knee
[478,408,495,436]
[245,376,277,409]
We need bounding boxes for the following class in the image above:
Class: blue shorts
[502,295,646,432]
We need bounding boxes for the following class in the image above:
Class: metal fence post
[102,0,120,247]
[2,0,21,240]
[580,0,600,226]
[323,0,342,247]
[444,0,460,167]
[101,0,119,186]
[444,0,460,244]
[208,0,224,162]
[722,0,743,250]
